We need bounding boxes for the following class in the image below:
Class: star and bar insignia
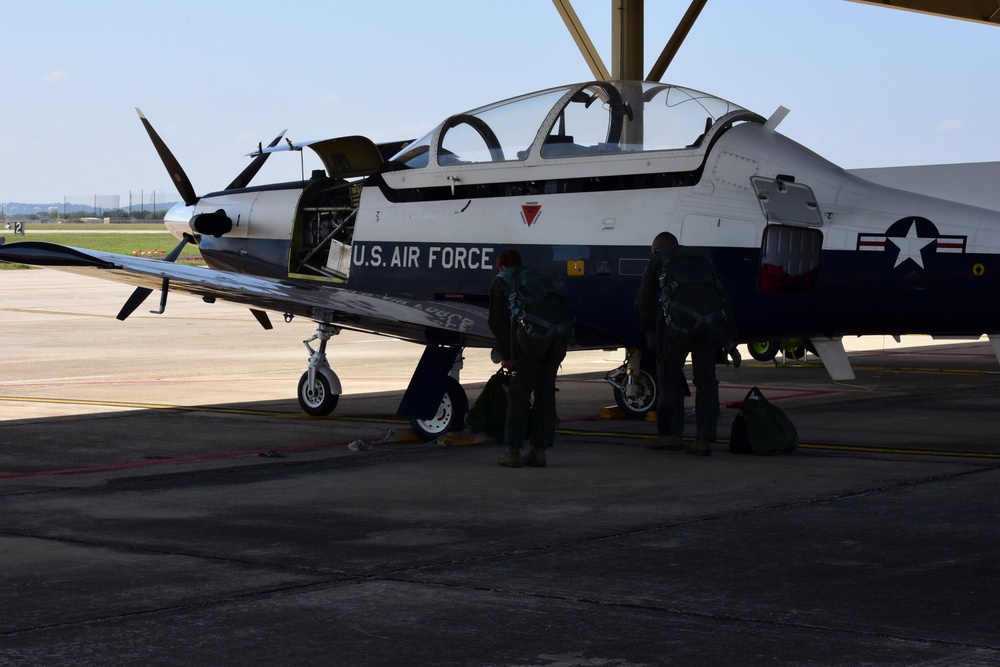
[857,216,966,269]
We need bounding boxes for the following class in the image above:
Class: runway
[2,269,999,665]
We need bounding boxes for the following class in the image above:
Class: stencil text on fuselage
[352,244,495,270]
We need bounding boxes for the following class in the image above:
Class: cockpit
[286,81,760,282]
[388,81,756,170]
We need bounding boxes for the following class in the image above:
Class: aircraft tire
[785,339,807,362]
[297,368,340,416]
[410,376,468,440]
[612,368,657,419]
[748,340,781,362]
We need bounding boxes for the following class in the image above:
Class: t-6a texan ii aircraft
[5,78,1000,436]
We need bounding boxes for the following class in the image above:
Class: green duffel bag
[739,387,799,455]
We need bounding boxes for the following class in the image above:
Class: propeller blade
[115,235,192,320]
[162,233,193,262]
[135,108,198,207]
[226,129,287,190]
[116,287,153,321]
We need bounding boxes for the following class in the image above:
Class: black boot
[497,447,522,468]
[521,448,546,467]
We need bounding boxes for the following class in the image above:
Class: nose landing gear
[297,322,343,416]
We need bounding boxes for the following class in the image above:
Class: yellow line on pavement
[796,442,1000,460]
[0,395,308,418]
[5,396,999,461]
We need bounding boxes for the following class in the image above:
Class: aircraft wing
[0,241,493,347]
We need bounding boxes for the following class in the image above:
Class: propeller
[135,108,287,203]
[135,108,198,207]
[115,233,275,329]
[127,110,287,324]
[195,130,286,237]
[226,129,287,189]
[116,234,194,321]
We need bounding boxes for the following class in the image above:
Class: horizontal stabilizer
[849,162,1000,212]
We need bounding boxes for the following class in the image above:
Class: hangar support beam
[552,0,611,80]
[612,0,645,80]
[553,0,710,82]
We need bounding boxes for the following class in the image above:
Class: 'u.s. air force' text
[352,244,495,270]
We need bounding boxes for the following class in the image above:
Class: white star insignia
[887,221,934,269]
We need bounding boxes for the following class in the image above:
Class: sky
[2,0,999,206]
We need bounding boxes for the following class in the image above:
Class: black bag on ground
[730,387,798,455]
[465,369,510,440]
[729,411,753,454]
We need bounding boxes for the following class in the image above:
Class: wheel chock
[434,431,490,447]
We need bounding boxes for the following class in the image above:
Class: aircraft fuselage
[168,81,1000,350]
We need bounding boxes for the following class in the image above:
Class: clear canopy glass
[389,81,752,169]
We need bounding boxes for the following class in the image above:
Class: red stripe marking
[0,440,354,480]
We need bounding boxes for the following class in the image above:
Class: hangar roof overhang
[556,1,1000,83]
[845,1,1000,27]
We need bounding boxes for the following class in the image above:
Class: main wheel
[297,368,340,416]
[612,368,657,419]
[783,338,807,362]
[410,376,469,440]
[748,340,781,362]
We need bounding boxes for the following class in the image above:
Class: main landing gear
[605,348,657,419]
[747,339,815,363]
[408,375,468,440]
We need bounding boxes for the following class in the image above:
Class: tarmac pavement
[1,270,999,666]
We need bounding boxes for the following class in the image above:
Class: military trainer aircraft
[5,76,1000,437]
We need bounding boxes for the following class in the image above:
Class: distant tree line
[8,209,170,221]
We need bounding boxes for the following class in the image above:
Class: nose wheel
[298,367,340,416]
[297,322,343,416]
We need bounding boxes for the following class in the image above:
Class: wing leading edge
[0,241,493,347]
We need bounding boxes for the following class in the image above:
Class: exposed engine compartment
[289,177,361,280]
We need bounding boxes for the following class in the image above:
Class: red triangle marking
[522,205,541,226]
